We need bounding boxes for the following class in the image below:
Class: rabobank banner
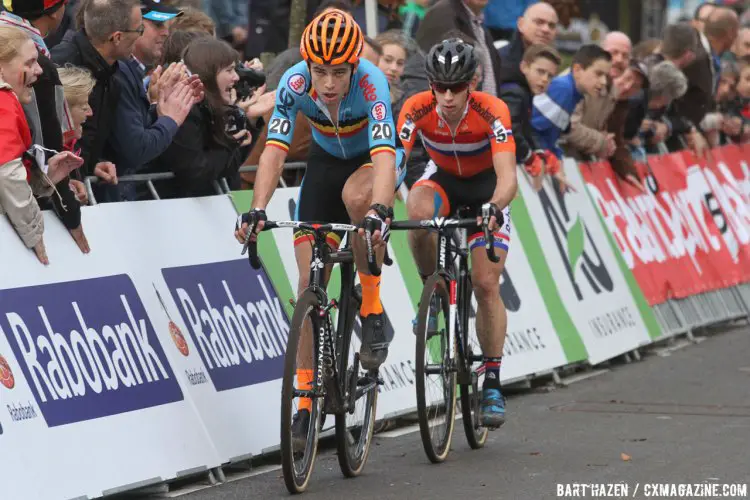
[1,275,183,427]
[162,260,288,392]
[0,195,294,500]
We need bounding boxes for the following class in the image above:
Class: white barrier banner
[0,198,227,500]
[517,159,652,364]
[489,229,568,382]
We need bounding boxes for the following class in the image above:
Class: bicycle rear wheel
[280,290,324,494]
[335,284,378,477]
[458,277,488,449]
[415,274,457,463]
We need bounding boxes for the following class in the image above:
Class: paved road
[149,325,750,499]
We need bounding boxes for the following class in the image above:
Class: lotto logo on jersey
[0,355,15,389]
[287,73,307,95]
[371,101,387,121]
[359,74,377,101]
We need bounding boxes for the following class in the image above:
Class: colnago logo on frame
[162,260,289,392]
[0,275,184,427]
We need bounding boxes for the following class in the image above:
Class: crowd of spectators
[0,0,748,264]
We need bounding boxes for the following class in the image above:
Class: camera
[235,63,266,101]
[642,126,655,142]
[225,104,250,136]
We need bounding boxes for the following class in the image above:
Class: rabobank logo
[162,260,289,392]
[0,275,184,427]
[0,354,15,389]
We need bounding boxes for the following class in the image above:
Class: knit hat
[2,0,66,20]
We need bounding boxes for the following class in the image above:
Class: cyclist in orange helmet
[235,9,405,443]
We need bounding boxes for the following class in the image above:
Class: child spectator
[531,44,612,160]
[499,44,561,184]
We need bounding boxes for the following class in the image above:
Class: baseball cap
[3,0,66,19]
[141,0,182,22]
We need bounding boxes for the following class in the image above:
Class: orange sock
[297,369,313,411]
[358,272,383,317]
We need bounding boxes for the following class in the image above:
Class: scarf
[0,11,51,58]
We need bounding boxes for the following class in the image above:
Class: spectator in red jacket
[0,26,82,264]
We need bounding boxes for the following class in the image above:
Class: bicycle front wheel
[280,290,324,494]
[335,284,378,477]
[415,274,457,463]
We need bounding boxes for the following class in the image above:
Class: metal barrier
[83,162,308,205]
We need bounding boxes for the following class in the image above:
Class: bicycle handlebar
[242,220,361,270]
[390,212,503,263]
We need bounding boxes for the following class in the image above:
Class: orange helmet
[300,9,363,66]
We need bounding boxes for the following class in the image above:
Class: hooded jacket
[498,68,538,163]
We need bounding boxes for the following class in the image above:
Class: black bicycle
[390,205,500,463]
[245,221,380,493]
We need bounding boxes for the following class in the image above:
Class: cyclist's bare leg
[341,167,384,272]
[406,185,440,278]
[342,166,389,369]
[470,247,508,358]
[472,245,508,425]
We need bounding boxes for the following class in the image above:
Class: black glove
[481,202,503,229]
[236,208,267,234]
[366,203,393,240]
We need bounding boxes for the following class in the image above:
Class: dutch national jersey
[397,90,515,178]
[266,59,396,160]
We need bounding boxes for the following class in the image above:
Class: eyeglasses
[431,81,470,94]
[120,23,145,36]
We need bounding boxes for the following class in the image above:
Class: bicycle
[389,205,501,463]
[245,220,380,493]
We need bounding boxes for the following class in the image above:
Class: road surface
[143,324,750,499]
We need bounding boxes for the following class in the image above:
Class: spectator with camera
[104,0,203,202]
[625,61,688,160]
[153,37,252,197]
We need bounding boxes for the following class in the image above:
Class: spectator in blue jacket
[104,0,201,201]
[532,44,611,159]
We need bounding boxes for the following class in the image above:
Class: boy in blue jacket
[531,44,612,163]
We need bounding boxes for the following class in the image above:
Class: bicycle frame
[248,220,370,415]
[390,215,493,377]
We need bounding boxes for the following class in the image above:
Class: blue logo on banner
[162,260,288,392]
[0,275,184,427]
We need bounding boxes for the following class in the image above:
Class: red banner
[581,144,750,305]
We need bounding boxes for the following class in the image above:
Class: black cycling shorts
[413,160,511,252]
[294,141,406,247]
